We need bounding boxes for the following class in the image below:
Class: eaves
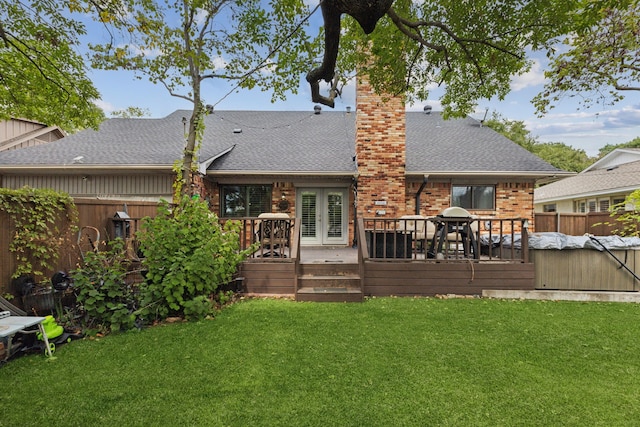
[536,185,640,204]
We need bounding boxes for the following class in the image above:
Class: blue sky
[87,8,640,158]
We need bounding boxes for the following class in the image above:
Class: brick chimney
[355,75,406,218]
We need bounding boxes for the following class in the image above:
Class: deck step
[296,286,363,302]
[298,263,359,276]
[296,261,362,302]
[297,275,361,289]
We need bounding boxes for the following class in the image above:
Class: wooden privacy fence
[0,199,159,295]
[534,212,638,235]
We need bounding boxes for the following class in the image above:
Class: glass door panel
[298,188,348,245]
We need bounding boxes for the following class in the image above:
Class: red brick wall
[355,76,406,218]
[272,181,295,215]
[406,180,535,231]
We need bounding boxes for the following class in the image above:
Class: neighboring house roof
[0,118,65,152]
[535,158,640,203]
[0,109,565,178]
[582,148,640,173]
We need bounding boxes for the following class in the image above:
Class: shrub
[607,189,640,237]
[137,195,253,321]
[72,239,138,333]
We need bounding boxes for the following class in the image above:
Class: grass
[2,297,640,426]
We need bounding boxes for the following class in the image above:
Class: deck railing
[219,216,529,263]
[220,217,298,260]
[359,217,529,262]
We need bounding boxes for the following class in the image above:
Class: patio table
[0,315,53,361]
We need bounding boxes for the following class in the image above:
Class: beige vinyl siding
[0,119,63,151]
[2,174,174,201]
[0,119,42,141]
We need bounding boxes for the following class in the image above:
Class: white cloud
[511,60,546,91]
[127,43,162,58]
[212,56,228,71]
[94,99,115,114]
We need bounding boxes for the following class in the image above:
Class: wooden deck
[237,217,535,302]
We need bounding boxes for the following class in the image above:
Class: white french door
[298,188,348,245]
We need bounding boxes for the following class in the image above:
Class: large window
[221,185,271,217]
[451,185,495,210]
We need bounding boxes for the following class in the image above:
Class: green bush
[610,189,640,237]
[72,239,138,333]
[183,295,214,321]
[137,195,252,321]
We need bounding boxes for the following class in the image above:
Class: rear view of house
[0,80,567,246]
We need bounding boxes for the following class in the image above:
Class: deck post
[521,219,529,263]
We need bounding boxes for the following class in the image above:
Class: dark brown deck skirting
[241,259,535,299]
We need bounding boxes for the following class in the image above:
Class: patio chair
[256,213,291,257]
[398,215,436,252]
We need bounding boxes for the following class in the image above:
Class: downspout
[415,175,429,215]
[352,175,358,248]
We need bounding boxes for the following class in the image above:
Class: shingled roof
[536,157,640,203]
[0,109,565,177]
[405,113,562,175]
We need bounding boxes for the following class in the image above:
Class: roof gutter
[208,170,357,177]
[0,165,175,173]
[406,171,576,178]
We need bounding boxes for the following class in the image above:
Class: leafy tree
[532,142,593,173]
[484,113,537,152]
[89,0,319,196]
[0,0,104,131]
[534,0,640,113]
[597,137,640,158]
[320,0,575,118]
[485,113,594,172]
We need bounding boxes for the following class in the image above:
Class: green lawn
[2,297,640,426]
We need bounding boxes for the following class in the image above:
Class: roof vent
[206,104,214,113]
[346,106,351,113]
[233,128,242,134]
[423,105,432,115]
[313,105,322,115]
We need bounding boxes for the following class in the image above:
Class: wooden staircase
[295,262,363,302]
